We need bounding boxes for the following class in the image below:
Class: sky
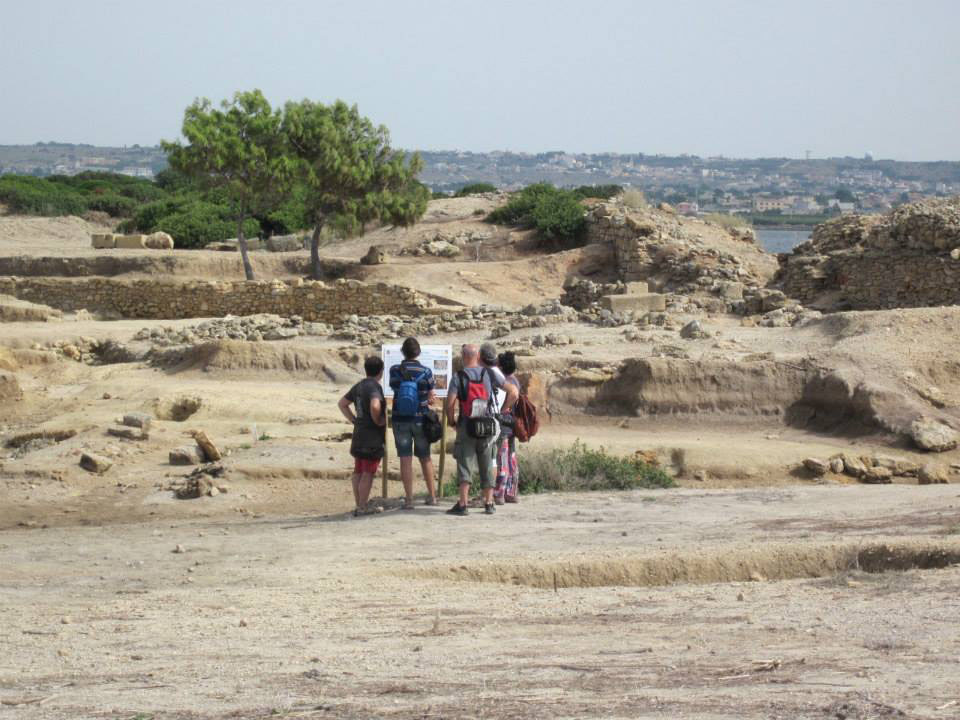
[2,0,958,160]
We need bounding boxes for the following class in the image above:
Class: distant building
[752,195,795,212]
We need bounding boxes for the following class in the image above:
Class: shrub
[620,189,648,210]
[703,213,751,229]
[487,183,586,243]
[572,184,622,200]
[517,441,674,494]
[455,182,497,197]
[0,175,87,215]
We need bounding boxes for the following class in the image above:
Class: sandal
[402,501,415,510]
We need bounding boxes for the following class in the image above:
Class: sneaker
[424,497,437,506]
[484,503,496,515]
[494,496,505,506]
[446,502,468,516]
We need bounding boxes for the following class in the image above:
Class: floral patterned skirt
[494,435,518,500]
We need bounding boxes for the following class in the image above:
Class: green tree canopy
[282,99,428,278]
[162,90,294,279]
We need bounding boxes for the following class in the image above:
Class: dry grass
[619,189,648,210]
[704,212,752,230]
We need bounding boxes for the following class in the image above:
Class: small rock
[239,618,248,627]
[841,453,867,478]
[951,248,960,261]
[108,426,144,441]
[918,463,949,484]
[693,470,708,482]
[862,466,893,484]
[173,544,185,554]
[122,412,152,430]
[679,320,708,340]
[192,430,222,462]
[61,616,72,625]
[79,452,112,474]
[802,457,829,476]
[829,457,845,474]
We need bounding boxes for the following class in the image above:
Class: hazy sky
[3,0,958,159]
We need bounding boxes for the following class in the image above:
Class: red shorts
[354,457,381,475]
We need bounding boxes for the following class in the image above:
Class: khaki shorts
[453,425,497,488]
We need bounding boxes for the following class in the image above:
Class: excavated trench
[413,540,960,590]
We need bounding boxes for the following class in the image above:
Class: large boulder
[361,245,386,265]
[265,235,302,252]
[910,418,958,452]
[145,231,174,250]
[169,445,204,465]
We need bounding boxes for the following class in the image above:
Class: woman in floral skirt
[493,351,521,504]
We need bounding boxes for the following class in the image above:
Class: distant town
[3,142,959,225]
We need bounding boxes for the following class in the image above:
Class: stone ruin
[92,232,174,250]
[777,197,960,311]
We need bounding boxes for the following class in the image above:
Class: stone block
[624,281,649,294]
[91,233,115,249]
[169,445,204,465]
[115,234,146,249]
[600,293,666,313]
[266,235,303,252]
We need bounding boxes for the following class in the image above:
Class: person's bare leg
[351,472,361,509]
[459,482,470,508]
[357,472,374,510]
[482,485,494,505]
[420,457,436,502]
[399,456,414,505]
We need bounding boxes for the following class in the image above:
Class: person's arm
[501,379,519,414]
[424,368,436,406]
[444,384,458,427]
[338,393,356,424]
[388,364,402,392]
[369,396,385,427]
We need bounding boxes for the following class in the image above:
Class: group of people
[337,337,521,516]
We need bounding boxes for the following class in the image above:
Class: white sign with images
[381,344,453,398]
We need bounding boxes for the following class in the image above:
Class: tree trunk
[237,217,255,281]
[310,221,323,280]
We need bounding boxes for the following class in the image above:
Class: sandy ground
[3,204,960,718]
[2,485,959,719]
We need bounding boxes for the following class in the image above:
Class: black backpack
[421,408,444,443]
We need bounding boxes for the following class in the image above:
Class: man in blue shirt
[389,337,437,508]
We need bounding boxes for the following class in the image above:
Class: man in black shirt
[338,356,386,515]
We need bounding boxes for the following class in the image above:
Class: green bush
[572,184,622,200]
[455,182,497,197]
[518,441,674,494]
[151,201,259,249]
[487,183,586,243]
[0,175,87,215]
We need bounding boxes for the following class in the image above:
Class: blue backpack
[393,367,421,417]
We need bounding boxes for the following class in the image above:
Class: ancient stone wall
[777,198,960,310]
[779,250,960,310]
[0,276,430,322]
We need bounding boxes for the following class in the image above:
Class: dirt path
[2,485,959,719]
